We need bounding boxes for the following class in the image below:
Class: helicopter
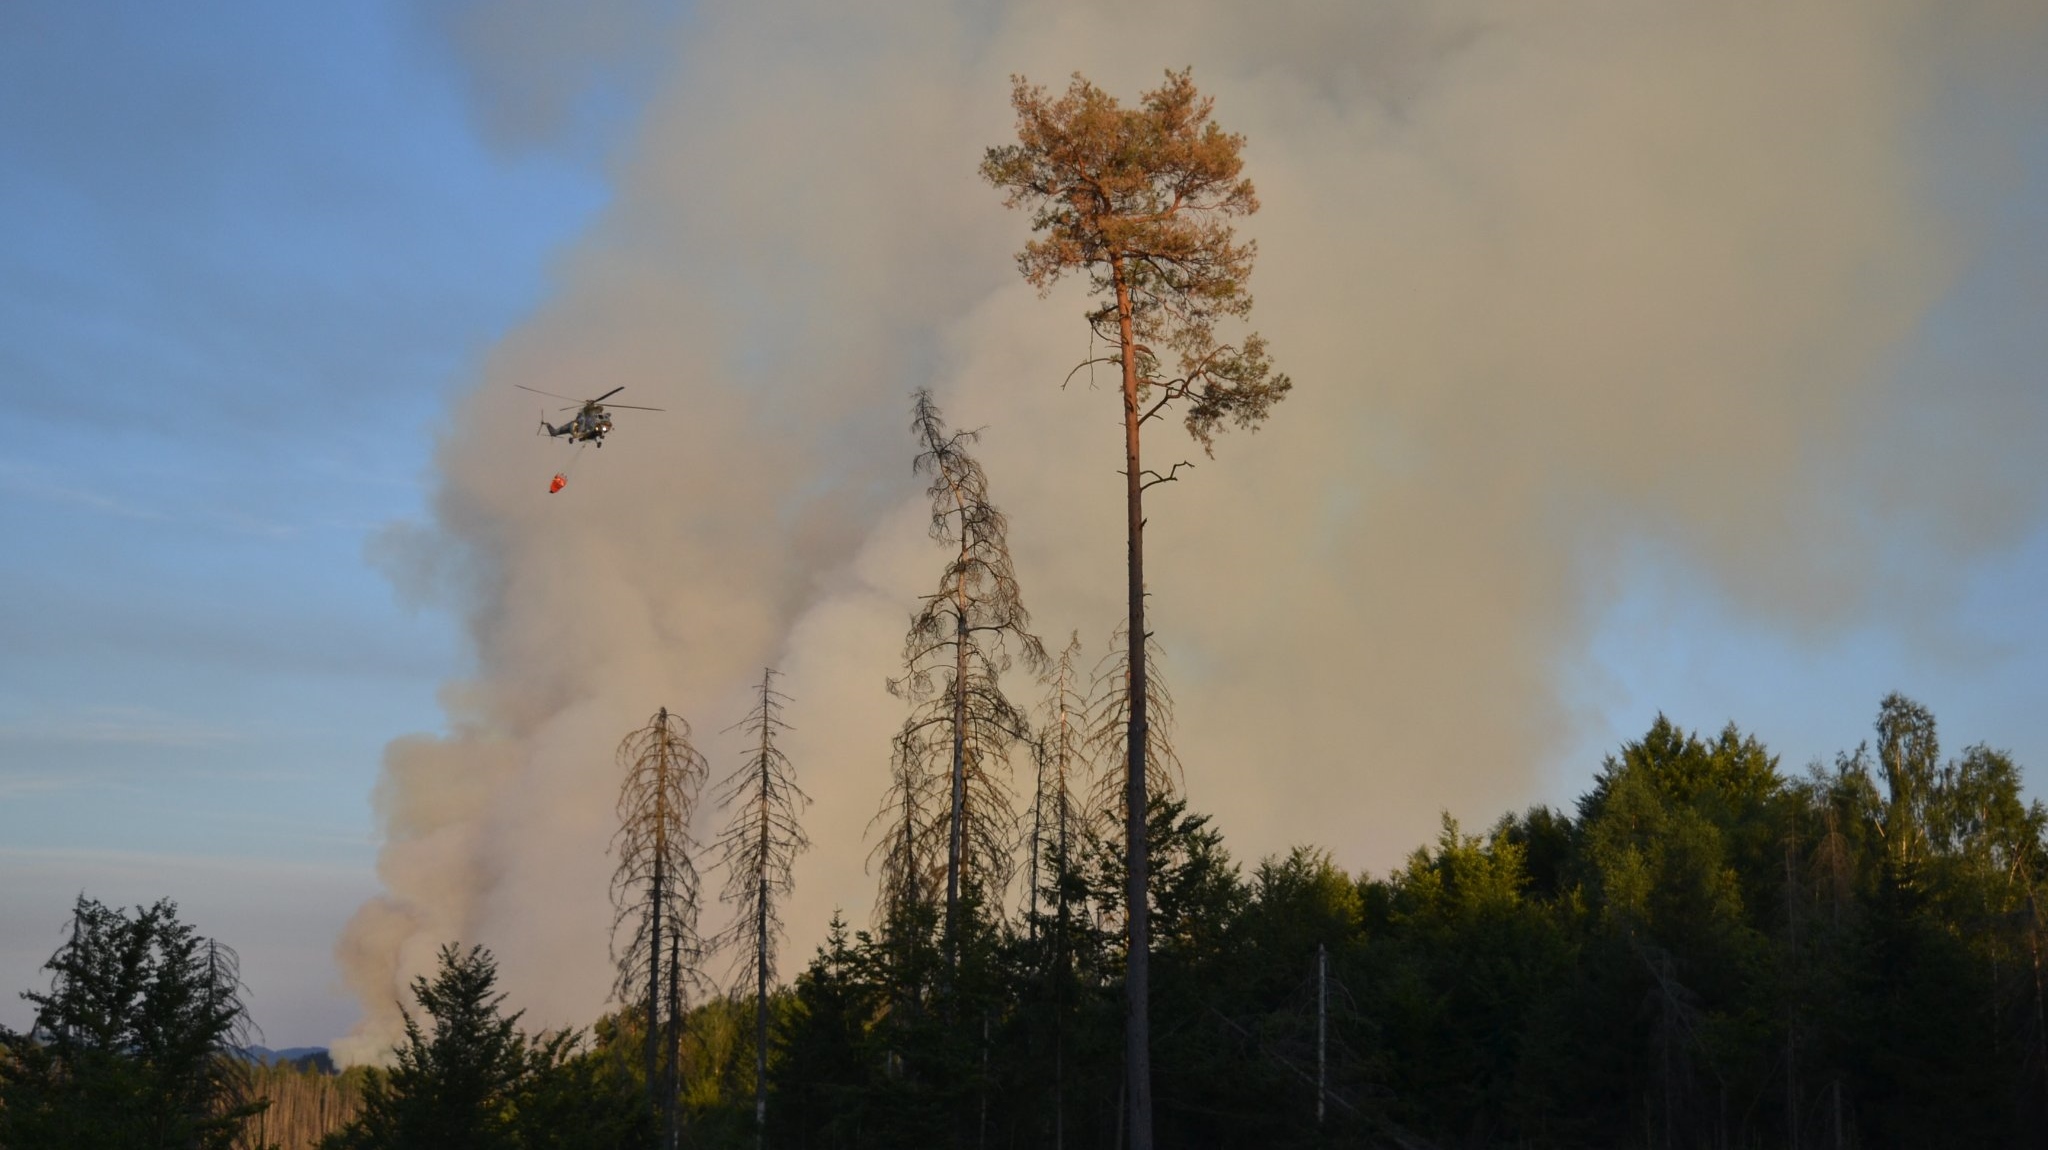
[516,384,663,447]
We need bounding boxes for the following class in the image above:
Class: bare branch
[1062,355,1123,390]
[1140,461,1194,491]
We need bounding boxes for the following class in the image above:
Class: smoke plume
[335,0,2048,1060]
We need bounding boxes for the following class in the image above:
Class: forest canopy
[5,696,2040,1149]
[757,695,2048,1149]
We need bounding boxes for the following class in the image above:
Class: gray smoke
[334,0,2048,1061]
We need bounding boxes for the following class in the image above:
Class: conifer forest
[5,48,2047,1150]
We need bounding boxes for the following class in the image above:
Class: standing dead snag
[1030,632,1092,930]
[712,669,811,1149]
[983,68,1290,1150]
[1028,632,1095,1147]
[885,389,1045,961]
[871,726,946,923]
[611,707,709,1146]
[1086,621,1184,838]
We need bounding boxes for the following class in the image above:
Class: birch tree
[711,669,810,1148]
[611,707,709,1146]
[1875,692,1939,878]
[983,68,1290,1148]
[885,389,1045,958]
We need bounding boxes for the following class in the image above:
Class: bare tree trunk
[1029,743,1045,936]
[756,835,771,1146]
[1831,1077,1843,1150]
[903,785,919,919]
[1116,1074,1127,1150]
[2030,889,2048,1119]
[1114,257,1153,1150]
[649,848,664,1116]
[1055,1021,1066,1150]
[1317,942,1328,1127]
[948,595,969,963]
[1055,733,1069,1150]
[666,932,682,1150]
[1785,837,1800,1150]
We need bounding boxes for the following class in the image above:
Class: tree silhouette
[884,389,1044,960]
[1876,692,1939,878]
[1086,621,1183,839]
[711,668,811,1147]
[1026,632,1095,1147]
[611,707,709,1146]
[983,68,1290,1149]
[324,944,525,1150]
[871,724,944,924]
[0,897,264,1150]
[1028,632,1091,930]
[321,944,652,1150]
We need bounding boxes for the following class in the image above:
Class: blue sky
[2,1,2045,1049]
[0,1,635,1044]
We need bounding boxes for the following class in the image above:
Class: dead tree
[611,707,709,1145]
[1086,621,1184,837]
[885,389,1045,960]
[1029,632,1092,929]
[984,70,1290,1150]
[711,669,811,1149]
[1027,632,1095,1149]
[871,725,946,924]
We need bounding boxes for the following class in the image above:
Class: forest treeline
[5,696,2043,1148]
[748,694,2048,1149]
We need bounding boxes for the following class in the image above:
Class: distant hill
[237,1045,336,1074]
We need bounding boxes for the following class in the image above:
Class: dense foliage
[0,897,265,1150]
[742,697,2048,1149]
[319,945,651,1150]
[12,696,2042,1148]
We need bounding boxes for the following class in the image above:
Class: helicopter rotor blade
[590,386,627,404]
[603,404,665,412]
[515,384,581,402]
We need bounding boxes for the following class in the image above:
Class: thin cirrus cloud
[0,707,250,749]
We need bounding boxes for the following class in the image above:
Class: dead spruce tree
[871,725,946,924]
[1028,632,1091,930]
[611,707,709,1146]
[983,69,1290,1148]
[884,389,1045,962]
[1086,621,1184,837]
[711,669,810,1148]
[1027,632,1093,1149]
